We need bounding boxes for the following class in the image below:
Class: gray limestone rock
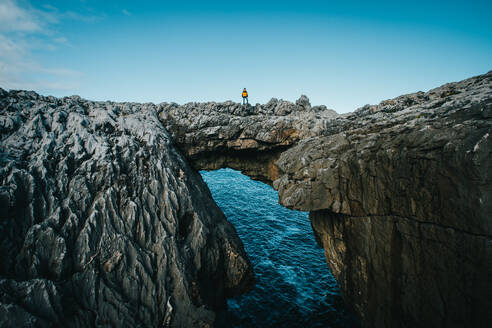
[157,96,338,183]
[1,70,491,328]
[0,92,254,327]
[156,71,492,327]
[274,71,492,327]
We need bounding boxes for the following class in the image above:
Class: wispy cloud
[40,3,102,23]
[0,0,90,93]
[0,34,81,91]
[122,9,131,16]
[0,0,42,32]
[63,10,100,23]
[53,36,68,44]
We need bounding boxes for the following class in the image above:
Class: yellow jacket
[242,91,248,98]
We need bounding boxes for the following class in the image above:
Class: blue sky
[1,0,491,112]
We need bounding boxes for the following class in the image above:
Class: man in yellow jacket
[242,88,248,105]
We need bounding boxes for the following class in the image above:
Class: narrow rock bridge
[158,95,331,183]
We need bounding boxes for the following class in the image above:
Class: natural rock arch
[0,71,491,327]
[160,72,492,327]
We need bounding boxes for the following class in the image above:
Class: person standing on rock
[242,88,248,105]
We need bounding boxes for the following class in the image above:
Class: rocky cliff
[0,90,254,327]
[158,72,492,327]
[274,73,492,327]
[1,71,491,328]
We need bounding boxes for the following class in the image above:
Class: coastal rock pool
[201,168,358,328]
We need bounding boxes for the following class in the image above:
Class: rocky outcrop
[0,90,253,327]
[158,96,337,183]
[1,71,491,328]
[157,72,492,327]
[274,72,492,327]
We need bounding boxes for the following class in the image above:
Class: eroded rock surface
[0,90,253,327]
[157,96,337,183]
[1,71,491,328]
[274,72,492,327]
[156,72,492,327]
[157,73,491,326]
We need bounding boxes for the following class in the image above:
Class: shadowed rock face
[0,91,253,327]
[274,72,492,327]
[158,72,492,327]
[1,71,491,328]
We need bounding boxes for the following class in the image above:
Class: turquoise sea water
[201,169,358,328]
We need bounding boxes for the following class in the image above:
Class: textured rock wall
[310,210,491,328]
[157,72,492,327]
[157,96,337,184]
[1,71,491,328]
[0,90,253,327]
[274,72,492,327]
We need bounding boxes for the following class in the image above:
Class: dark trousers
[242,97,248,105]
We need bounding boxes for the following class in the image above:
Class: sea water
[201,168,358,328]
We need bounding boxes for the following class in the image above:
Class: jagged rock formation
[0,90,254,327]
[1,71,491,328]
[158,96,337,183]
[158,72,492,327]
[274,73,492,327]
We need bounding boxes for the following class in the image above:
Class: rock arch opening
[200,168,358,327]
[1,71,490,327]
